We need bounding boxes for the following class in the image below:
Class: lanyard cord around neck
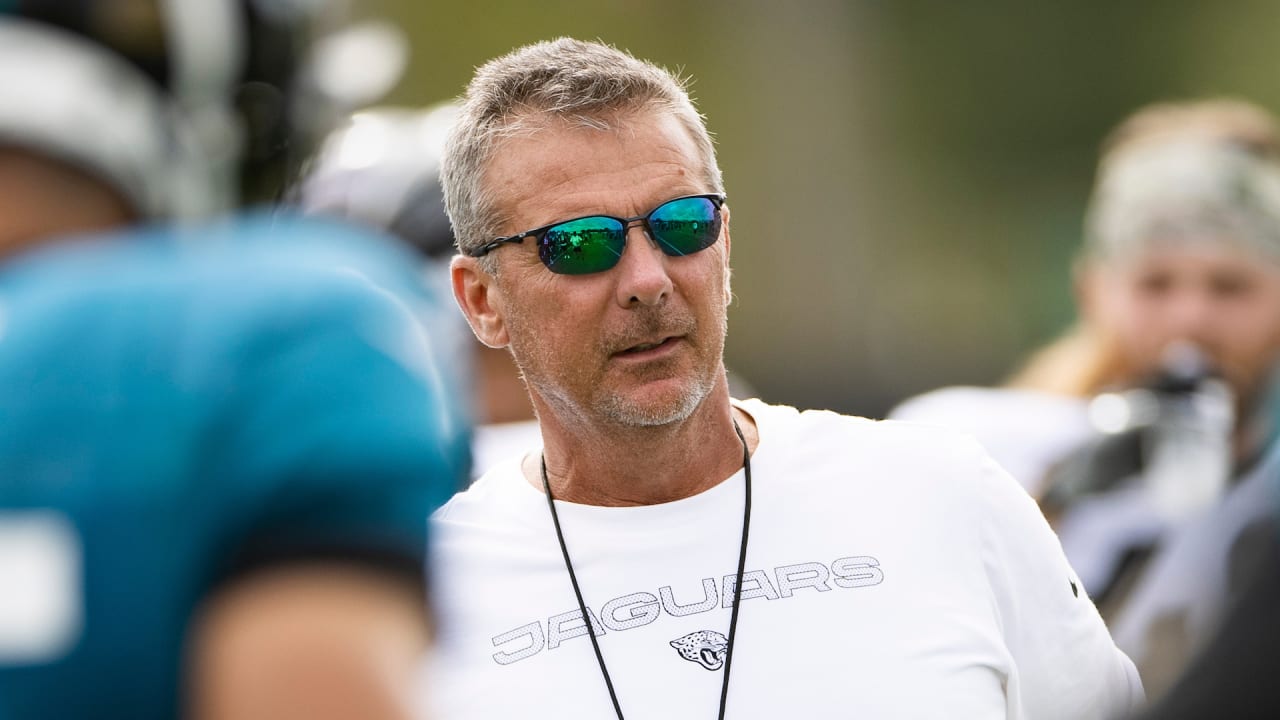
[540,419,753,720]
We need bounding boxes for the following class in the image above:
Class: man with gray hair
[429,38,1143,719]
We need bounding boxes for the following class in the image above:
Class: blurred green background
[357,0,1280,418]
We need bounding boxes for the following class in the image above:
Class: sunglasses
[468,193,727,275]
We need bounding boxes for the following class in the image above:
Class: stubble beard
[595,356,717,427]
[595,307,729,428]
[508,303,728,431]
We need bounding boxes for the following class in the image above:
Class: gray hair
[1085,99,1280,263]
[441,38,724,266]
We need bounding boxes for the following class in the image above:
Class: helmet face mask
[0,0,395,218]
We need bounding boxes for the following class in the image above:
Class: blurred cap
[1086,99,1280,263]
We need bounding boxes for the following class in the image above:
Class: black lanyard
[540,419,753,719]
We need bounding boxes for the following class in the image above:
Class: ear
[451,256,509,348]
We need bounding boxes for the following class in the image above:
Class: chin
[597,380,710,427]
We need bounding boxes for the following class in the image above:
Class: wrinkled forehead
[498,103,646,136]
[484,104,691,171]
[481,108,705,213]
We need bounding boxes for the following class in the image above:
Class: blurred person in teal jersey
[294,102,542,481]
[892,99,1280,700]
[0,1,469,718]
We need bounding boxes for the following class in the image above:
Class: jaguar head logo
[669,630,729,671]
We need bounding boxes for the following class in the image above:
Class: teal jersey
[0,213,469,719]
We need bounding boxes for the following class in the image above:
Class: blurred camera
[1042,342,1234,521]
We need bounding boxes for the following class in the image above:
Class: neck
[526,383,758,506]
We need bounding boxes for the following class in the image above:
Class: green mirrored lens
[539,217,626,275]
[649,197,721,256]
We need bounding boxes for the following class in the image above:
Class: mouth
[615,336,681,357]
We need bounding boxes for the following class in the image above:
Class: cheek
[1096,302,1174,374]
[1220,302,1280,363]
[506,305,567,357]
[698,248,733,310]
[686,273,730,337]
[1097,290,1159,346]
[1212,276,1280,332]
[503,285,603,364]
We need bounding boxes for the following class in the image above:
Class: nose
[1164,286,1216,342]
[614,222,673,308]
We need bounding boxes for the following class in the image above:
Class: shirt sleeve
[205,266,471,585]
[975,448,1146,719]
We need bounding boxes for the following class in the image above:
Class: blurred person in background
[294,102,541,479]
[0,1,468,718]
[892,98,1280,699]
[1128,405,1280,720]
[429,37,1141,720]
